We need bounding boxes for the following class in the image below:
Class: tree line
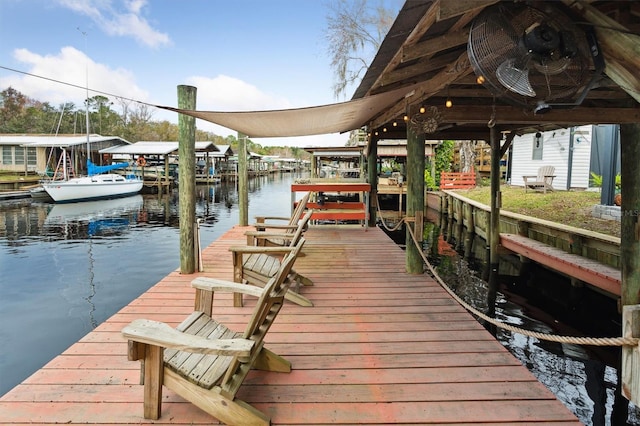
[0,86,307,159]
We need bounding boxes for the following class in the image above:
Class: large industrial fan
[468,2,604,113]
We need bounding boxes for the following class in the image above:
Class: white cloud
[186,75,291,111]
[56,0,170,48]
[1,47,149,107]
[181,74,349,147]
[0,51,349,148]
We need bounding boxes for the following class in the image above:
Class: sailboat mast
[79,28,90,166]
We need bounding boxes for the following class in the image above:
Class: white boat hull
[43,174,143,203]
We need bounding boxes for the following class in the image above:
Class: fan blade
[496,58,536,97]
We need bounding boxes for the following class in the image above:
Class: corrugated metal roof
[0,134,131,147]
[312,150,361,157]
[100,141,220,155]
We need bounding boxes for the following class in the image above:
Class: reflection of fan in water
[468,2,604,113]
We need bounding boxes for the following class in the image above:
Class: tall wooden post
[237,132,249,226]
[405,122,424,274]
[177,85,197,274]
[367,135,378,227]
[620,123,640,305]
[488,126,501,317]
[620,123,640,405]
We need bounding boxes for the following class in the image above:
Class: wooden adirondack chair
[232,210,314,307]
[523,165,556,193]
[250,191,310,247]
[122,237,305,426]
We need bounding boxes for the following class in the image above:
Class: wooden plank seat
[523,165,556,193]
[233,210,314,307]
[122,237,305,426]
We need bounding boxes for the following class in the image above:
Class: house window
[0,146,37,166]
[27,147,37,166]
[2,146,13,165]
[532,132,543,160]
[14,147,25,165]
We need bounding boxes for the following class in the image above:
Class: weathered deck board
[0,225,580,425]
[500,232,621,296]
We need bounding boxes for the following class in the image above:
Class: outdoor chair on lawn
[122,237,305,426]
[232,209,314,307]
[523,165,556,193]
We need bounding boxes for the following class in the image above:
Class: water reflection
[0,174,304,397]
[384,211,639,426]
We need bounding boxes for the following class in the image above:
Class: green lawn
[453,185,620,238]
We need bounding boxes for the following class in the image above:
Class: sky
[0,0,402,147]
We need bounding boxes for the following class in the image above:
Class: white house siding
[509,125,593,190]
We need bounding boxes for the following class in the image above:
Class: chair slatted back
[538,166,555,181]
[220,237,305,395]
[289,192,311,226]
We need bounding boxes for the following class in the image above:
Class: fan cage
[468,3,592,108]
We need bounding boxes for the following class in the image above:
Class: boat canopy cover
[154,84,420,138]
[87,159,130,176]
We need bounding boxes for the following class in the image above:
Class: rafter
[437,0,499,21]
[401,29,469,63]
[370,51,473,128]
[439,105,640,125]
[563,0,640,103]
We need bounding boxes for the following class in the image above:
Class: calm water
[420,218,639,426]
[0,173,298,397]
[1,174,638,425]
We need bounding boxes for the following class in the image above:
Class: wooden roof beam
[439,105,640,125]
[401,29,469,63]
[367,2,440,95]
[437,0,499,21]
[370,51,473,128]
[377,50,461,88]
[563,0,640,103]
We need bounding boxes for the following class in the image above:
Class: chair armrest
[191,276,265,298]
[228,245,295,255]
[244,231,295,239]
[251,223,299,230]
[122,319,254,356]
[254,216,290,222]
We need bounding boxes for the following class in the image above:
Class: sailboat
[43,41,142,203]
[43,155,143,203]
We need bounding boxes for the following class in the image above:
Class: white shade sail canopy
[155,85,417,138]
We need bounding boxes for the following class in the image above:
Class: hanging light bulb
[403,114,409,122]
[445,98,453,108]
[392,121,397,127]
[419,106,426,114]
[477,75,485,85]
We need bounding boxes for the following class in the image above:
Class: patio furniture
[122,237,305,425]
[523,166,556,193]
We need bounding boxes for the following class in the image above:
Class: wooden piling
[405,123,424,274]
[177,85,197,274]
[488,126,501,313]
[620,123,640,405]
[238,132,249,226]
[367,135,378,227]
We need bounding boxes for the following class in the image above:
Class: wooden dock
[0,225,580,424]
[500,233,621,297]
